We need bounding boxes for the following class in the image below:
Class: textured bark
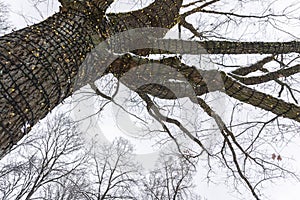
[222,73,300,122]
[0,10,95,156]
[140,40,300,55]
[229,64,300,85]
[0,0,183,158]
[202,40,300,54]
[107,55,300,123]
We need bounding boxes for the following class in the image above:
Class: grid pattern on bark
[0,0,183,157]
[0,10,94,155]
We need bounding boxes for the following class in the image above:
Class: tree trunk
[0,10,95,156]
[0,0,183,158]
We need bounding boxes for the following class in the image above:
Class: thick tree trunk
[0,0,183,158]
[0,10,95,156]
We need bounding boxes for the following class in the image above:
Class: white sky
[2,0,300,199]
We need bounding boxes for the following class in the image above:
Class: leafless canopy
[1,0,300,199]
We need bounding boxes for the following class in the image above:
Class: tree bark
[139,39,300,55]
[0,0,183,158]
[0,10,95,156]
[106,54,300,123]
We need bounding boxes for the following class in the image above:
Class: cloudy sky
[2,0,300,199]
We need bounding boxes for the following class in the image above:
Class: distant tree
[0,1,10,35]
[0,114,87,200]
[0,113,201,199]
[141,154,200,200]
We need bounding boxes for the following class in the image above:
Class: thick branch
[231,56,274,76]
[107,0,183,31]
[140,39,300,54]
[229,64,300,85]
[223,73,300,123]
[106,55,300,123]
[58,0,114,13]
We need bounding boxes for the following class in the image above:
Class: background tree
[141,154,200,200]
[0,114,87,200]
[1,0,300,199]
[0,1,11,35]
[0,113,200,199]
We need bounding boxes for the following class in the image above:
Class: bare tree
[0,114,87,200]
[0,1,10,35]
[140,154,201,200]
[1,0,300,199]
[0,115,202,199]
[81,138,142,200]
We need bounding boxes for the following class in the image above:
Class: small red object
[277,155,282,161]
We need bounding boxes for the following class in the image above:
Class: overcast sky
[2,0,300,199]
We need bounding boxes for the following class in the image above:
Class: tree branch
[106,54,300,123]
